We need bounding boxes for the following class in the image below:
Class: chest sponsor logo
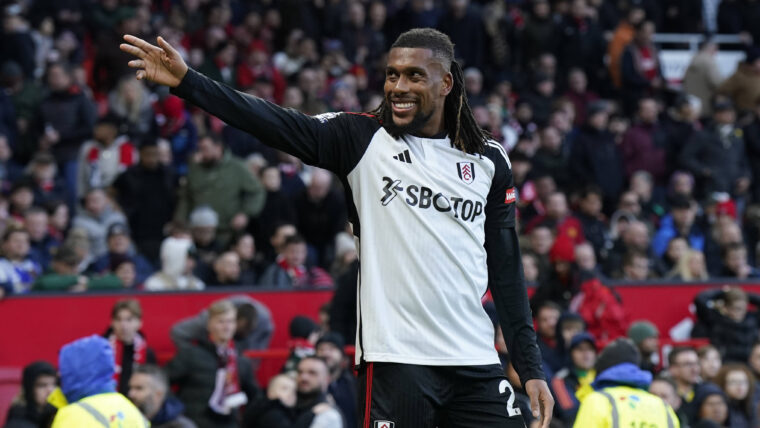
[381,177,483,222]
[457,161,475,185]
[505,187,516,204]
[375,422,395,428]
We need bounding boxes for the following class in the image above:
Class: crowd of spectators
[6,0,760,426]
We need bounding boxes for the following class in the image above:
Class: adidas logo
[392,149,412,163]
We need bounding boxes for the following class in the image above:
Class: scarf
[277,256,307,285]
[208,339,246,415]
[109,332,147,382]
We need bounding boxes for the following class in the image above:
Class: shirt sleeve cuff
[170,68,201,98]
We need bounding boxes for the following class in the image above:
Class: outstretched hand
[525,379,554,428]
[119,34,188,87]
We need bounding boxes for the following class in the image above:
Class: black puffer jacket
[693,289,760,362]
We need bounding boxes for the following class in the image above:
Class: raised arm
[120,35,376,175]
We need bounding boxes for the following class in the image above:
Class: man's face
[640,336,659,354]
[198,137,223,163]
[649,380,680,410]
[25,213,48,241]
[568,70,586,93]
[47,65,71,91]
[726,298,748,323]
[546,193,568,220]
[85,191,107,216]
[94,123,118,144]
[108,234,130,254]
[284,242,307,267]
[671,350,700,385]
[672,207,695,230]
[128,373,163,419]
[714,109,736,125]
[624,256,649,280]
[208,310,237,343]
[750,345,760,375]
[33,375,56,407]
[561,322,584,346]
[4,231,29,259]
[638,99,658,124]
[271,225,296,253]
[536,307,560,339]
[530,227,554,255]
[140,146,160,170]
[725,248,748,276]
[297,358,329,395]
[384,47,452,136]
[192,226,216,246]
[116,262,136,287]
[112,309,142,344]
[215,252,241,282]
[570,342,596,371]
[316,342,344,375]
[267,375,297,407]
[637,22,655,45]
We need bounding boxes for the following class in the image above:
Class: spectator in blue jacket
[88,223,154,284]
[652,194,706,258]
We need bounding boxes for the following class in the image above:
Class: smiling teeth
[395,102,414,108]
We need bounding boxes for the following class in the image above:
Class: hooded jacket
[574,363,679,427]
[51,335,148,427]
[144,237,204,291]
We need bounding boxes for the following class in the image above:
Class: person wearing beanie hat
[50,335,148,427]
[551,332,598,424]
[316,332,357,428]
[574,338,679,427]
[627,320,660,374]
[281,316,320,375]
[691,382,728,426]
[4,361,57,427]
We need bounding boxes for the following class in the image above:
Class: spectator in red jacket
[526,192,585,245]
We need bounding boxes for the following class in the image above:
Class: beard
[381,102,435,139]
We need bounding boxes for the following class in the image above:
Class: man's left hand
[525,379,553,428]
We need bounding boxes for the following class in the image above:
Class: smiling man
[121,28,552,427]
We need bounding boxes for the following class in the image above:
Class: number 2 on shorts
[499,380,521,417]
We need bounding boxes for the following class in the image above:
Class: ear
[441,71,453,96]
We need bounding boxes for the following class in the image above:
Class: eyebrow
[386,66,427,76]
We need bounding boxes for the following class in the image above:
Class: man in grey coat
[170,295,274,353]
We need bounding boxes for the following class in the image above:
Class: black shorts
[357,362,526,428]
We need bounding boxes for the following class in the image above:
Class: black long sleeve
[170,68,378,176]
[485,226,545,386]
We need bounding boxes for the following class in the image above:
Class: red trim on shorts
[364,362,374,428]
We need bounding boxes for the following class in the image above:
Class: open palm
[119,34,188,87]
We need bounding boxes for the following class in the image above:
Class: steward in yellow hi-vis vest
[574,338,679,428]
[50,335,149,428]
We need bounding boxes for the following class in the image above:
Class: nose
[393,76,409,94]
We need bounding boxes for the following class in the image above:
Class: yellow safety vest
[51,392,150,428]
[573,386,679,428]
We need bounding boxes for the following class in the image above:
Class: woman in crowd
[714,364,758,428]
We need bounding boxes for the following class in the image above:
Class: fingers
[156,36,179,57]
[540,393,554,428]
[128,59,145,69]
[136,70,146,80]
[530,393,539,419]
[120,43,147,60]
[123,34,160,53]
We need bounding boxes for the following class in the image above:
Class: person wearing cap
[49,335,148,428]
[188,205,223,276]
[680,98,751,199]
[651,194,705,258]
[690,383,729,426]
[316,332,356,428]
[76,112,137,198]
[627,320,660,374]
[112,138,177,264]
[175,133,265,246]
[718,46,760,114]
[550,332,597,424]
[88,222,154,284]
[4,360,57,428]
[574,338,679,427]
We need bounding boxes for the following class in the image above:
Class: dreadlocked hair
[368,28,490,154]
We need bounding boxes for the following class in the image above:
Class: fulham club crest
[375,422,395,428]
[456,162,475,185]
